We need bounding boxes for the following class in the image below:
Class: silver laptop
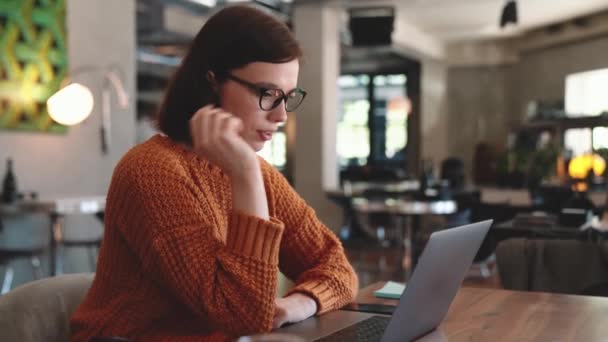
[278,220,493,342]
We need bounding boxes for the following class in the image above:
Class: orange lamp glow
[568,154,606,179]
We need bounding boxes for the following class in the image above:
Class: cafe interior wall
[0,0,136,200]
[0,0,136,282]
[445,15,608,183]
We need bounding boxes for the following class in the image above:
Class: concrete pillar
[292,3,341,231]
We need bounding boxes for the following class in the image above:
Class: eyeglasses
[226,74,307,112]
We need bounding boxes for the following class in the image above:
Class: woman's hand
[273,293,318,329]
[189,105,258,177]
[190,105,269,220]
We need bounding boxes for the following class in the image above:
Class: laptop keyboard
[315,316,391,342]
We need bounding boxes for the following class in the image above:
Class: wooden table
[0,197,106,276]
[351,197,457,216]
[480,186,606,208]
[355,282,608,341]
[326,180,421,198]
[351,197,457,279]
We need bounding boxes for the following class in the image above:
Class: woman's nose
[268,103,288,123]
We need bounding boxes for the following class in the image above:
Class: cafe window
[373,74,409,163]
[337,75,370,167]
[564,127,608,155]
[564,128,592,157]
[258,128,287,171]
[337,73,410,170]
[565,68,608,117]
[563,68,608,156]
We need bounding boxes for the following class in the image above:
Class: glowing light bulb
[47,83,94,126]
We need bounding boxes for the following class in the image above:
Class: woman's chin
[250,140,265,152]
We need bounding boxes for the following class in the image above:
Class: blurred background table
[0,197,105,278]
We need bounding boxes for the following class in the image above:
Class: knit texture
[70,135,358,341]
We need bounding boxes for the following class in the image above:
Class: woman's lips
[257,130,273,141]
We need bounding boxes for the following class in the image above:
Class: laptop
[278,220,493,342]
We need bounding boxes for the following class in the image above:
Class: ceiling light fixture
[189,0,217,7]
[500,0,518,28]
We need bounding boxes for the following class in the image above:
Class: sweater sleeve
[107,158,282,337]
[262,162,358,314]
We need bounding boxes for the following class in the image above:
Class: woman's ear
[206,71,221,105]
[206,71,218,92]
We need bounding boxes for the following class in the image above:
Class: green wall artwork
[0,0,67,133]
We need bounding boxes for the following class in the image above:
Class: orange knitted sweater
[70,135,358,341]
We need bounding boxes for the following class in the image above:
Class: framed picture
[0,0,67,133]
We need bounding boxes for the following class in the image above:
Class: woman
[70,5,358,341]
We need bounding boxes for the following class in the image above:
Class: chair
[55,213,104,274]
[580,282,608,297]
[0,247,46,295]
[466,200,523,278]
[0,217,46,294]
[440,157,465,189]
[472,142,499,185]
[57,238,102,274]
[529,185,574,215]
[0,273,94,342]
[496,238,608,295]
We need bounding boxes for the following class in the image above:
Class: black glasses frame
[226,74,307,112]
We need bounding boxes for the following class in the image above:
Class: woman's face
[218,59,300,152]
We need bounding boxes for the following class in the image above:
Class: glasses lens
[285,90,305,111]
[260,89,282,111]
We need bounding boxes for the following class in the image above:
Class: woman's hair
[156,5,303,144]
